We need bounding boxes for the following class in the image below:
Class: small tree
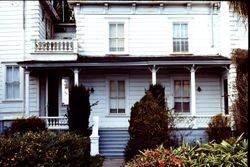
[231,49,248,137]
[124,84,176,162]
[67,85,91,136]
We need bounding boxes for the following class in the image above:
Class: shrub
[0,131,90,167]
[126,134,248,167]
[6,116,47,135]
[68,85,91,136]
[125,84,176,162]
[90,155,105,167]
[206,114,232,143]
[231,49,248,137]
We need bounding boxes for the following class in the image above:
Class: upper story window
[5,66,20,100]
[173,23,188,52]
[109,80,125,114]
[109,23,125,52]
[174,80,190,113]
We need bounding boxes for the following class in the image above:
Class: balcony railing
[34,40,77,53]
[39,116,69,130]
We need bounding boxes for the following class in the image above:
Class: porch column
[24,70,30,116]
[190,65,197,128]
[150,65,158,85]
[73,69,79,86]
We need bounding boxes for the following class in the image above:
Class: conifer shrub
[124,84,176,162]
[67,85,91,136]
[0,131,90,167]
[6,116,47,135]
[206,114,232,143]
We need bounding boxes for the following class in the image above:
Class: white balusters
[34,40,76,53]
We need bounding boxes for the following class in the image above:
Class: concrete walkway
[103,158,125,167]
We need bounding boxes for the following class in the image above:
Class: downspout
[210,3,214,48]
[23,0,26,116]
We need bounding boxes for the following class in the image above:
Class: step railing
[39,116,69,130]
[34,40,77,53]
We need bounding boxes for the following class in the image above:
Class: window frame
[172,22,189,53]
[105,17,129,55]
[171,76,191,114]
[3,64,23,101]
[105,76,129,116]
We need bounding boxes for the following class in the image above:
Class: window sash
[174,80,190,113]
[5,66,20,99]
[109,80,125,114]
[109,23,125,52]
[173,23,188,52]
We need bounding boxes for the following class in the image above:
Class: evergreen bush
[124,84,176,162]
[6,116,47,135]
[0,131,90,167]
[67,85,91,136]
[206,114,232,143]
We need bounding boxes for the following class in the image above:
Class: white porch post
[24,70,30,116]
[150,65,158,85]
[73,69,79,86]
[90,116,99,156]
[190,65,197,128]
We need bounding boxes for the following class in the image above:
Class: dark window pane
[183,102,190,112]
[175,102,182,112]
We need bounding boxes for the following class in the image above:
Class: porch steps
[99,128,129,158]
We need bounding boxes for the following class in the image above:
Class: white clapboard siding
[75,4,219,56]
[229,10,248,50]
[79,71,223,128]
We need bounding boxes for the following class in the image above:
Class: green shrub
[90,155,104,167]
[0,131,90,167]
[126,134,248,167]
[68,85,91,136]
[6,116,47,135]
[206,114,232,143]
[125,84,176,162]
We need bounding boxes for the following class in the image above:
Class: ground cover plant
[126,134,247,167]
[0,131,90,167]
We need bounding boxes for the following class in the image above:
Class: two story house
[0,0,248,157]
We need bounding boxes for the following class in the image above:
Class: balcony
[39,116,69,130]
[34,39,77,53]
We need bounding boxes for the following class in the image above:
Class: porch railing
[34,40,77,53]
[39,116,69,130]
[174,115,231,129]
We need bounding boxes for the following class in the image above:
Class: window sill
[105,53,129,56]
[2,99,23,103]
[170,52,193,55]
[106,114,129,118]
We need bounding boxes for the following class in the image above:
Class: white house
[0,0,248,157]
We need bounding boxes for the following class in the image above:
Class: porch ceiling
[18,55,231,69]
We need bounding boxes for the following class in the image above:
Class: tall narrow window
[109,23,124,52]
[6,66,20,99]
[174,80,190,113]
[109,80,125,114]
[173,23,188,52]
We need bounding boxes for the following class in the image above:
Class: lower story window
[5,65,20,99]
[174,80,190,113]
[109,80,125,114]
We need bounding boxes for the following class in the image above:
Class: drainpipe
[210,3,214,48]
[23,0,26,116]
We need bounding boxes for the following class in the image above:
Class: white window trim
[169,17,193,54]
[104,17,129,55]
[171,75,191,115]
[105,75,129,117]
[2,63,24,102]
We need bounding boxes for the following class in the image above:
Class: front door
[48,74,59,116]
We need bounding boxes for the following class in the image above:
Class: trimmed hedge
[0,131,90,167]
[6,116,47,135]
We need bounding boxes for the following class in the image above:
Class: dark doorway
[224,79,229,115]
[48,74,59,116]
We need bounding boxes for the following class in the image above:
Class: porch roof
[18,55,231,69]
